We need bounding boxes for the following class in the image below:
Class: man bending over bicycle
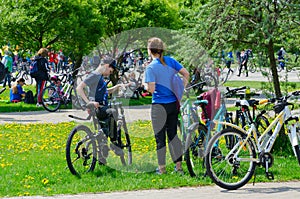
[76,57,131,144]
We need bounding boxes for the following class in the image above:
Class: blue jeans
[3,72,11,88]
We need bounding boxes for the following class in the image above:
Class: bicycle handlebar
[185,81,206,91]
[225,86,246,98]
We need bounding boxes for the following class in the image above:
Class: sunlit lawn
[0,121,300,197]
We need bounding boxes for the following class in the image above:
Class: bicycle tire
[218,68,233,85]
[248,62,256,73]
[66,125,97,176]
[72,78,86,110]
[255,115,270,137]
[185,123,209,177]
[205,128,257,190]
[22,73,33,85]
[201,73,218,88]
[41,86,61,112]
[235,110,246,129]
[116,120,132,166]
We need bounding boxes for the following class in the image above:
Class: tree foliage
[0,0,104,68]
[182,0,300,98]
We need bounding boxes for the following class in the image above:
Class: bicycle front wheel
[66,125,97,176]
[205,128,257,190]
[185,123,209,177]
[41,86,61,112]
[117,121,132,166]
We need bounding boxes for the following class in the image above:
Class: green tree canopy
[182,0,300,97]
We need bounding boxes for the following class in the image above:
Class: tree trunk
[267,39,282,98]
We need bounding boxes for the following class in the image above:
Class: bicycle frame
[219,104,300,164]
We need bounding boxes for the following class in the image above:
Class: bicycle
[217,59,234,85]
[184,86,246,177]
[12,61,33,85]
[205,91,300,190]
[41,73,81,112]
[66,100,132,176]
[176,81,207,175]
[233,89,271,135]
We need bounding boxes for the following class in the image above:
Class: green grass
[0,121,299,197]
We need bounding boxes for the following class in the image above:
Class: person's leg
[244,63,248,77]
[7,73,11,88]
[151,103,167,173]
[3,74,7,87]
[165,102,182,170]
[237,64,242,76]
[106,108,118,142]
[37,80,46,104]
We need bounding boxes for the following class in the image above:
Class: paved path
[0,105,152,124]
[4,181,300,199]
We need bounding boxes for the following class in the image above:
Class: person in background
[2,51,13,88]
[10,77,26,102]
[144,37,190,175]
[48,49,56,72]
[237,49,248,77]
[33,48,50,107]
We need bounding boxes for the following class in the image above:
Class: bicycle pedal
[266,172,274,180]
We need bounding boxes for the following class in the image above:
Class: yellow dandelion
[42,178,49,185]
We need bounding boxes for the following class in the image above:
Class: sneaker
[155,168,167,175]
[36,103,42,107]
[174,166,184,175]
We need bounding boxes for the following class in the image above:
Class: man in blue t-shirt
[76,57,131,160]
[10,78,26,102]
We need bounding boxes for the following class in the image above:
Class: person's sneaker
[36,103,42,107]
[155,168,167,175]
[174,166,184,175]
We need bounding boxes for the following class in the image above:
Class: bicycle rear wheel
[185,123,209,177]
[201,73,218,88]
[248,61,256,73]
[41,86,61,112]
[205,128,257,190]
[66,125,97,176]
[22,73,33,85]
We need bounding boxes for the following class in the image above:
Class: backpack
[172,73,184,101]
[199,88,221,120]
[0,62,5,82]
[30,59,39,78]
[24,90,35,104]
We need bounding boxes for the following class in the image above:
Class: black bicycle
[66,101,132,176]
